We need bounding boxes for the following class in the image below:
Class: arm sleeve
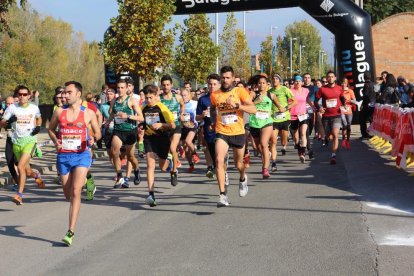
[2,105,14,120]
[196,98,204,115]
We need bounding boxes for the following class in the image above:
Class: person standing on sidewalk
[0,86,44,205]
[48,81,101,246]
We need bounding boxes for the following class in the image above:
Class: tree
[102,0,176,82]
[259,35,274,76]
[174,14,219,86]
[0,0,26,35]
[364,0,414,24]
[230,29,251,80]
[219,12,237,67]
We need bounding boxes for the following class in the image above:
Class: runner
[100,88,116,166]
[340,78,356,150]
[302,73,318,159]
[105,79,144,188]
[0,86,44,205]
[210,66,257,207]
[314,71,346,164]
[196,73,220,179]
[3,96,18,186]
[180,89,200,172]
[269,73,296,171]
[141,84,175,207]
[249,74,283,178]
[48,81,101,246]
[289,75,314,163]
[160,75,185,186]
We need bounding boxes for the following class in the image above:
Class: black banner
[174,0,376,100]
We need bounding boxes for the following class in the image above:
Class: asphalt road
[1,131,413,275]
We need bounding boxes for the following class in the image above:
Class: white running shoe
[239,174,248,197]
[217,194,230,207]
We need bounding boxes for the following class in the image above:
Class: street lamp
[318,50,327,78]
[215,13,219,74]
[270,25,278,36]
[289,37,297,79]
[299,44,305,74]
[243,11,253,35]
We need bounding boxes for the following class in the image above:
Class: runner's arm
[239,96,257,114]
[130,98,144,122]
[48,109,61,146]
[270,93,285,112]
[177,94,186,117]
[88,109,102,141]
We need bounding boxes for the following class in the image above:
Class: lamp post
[243,11,253,35]
[289,37,297,79]
[215,13,219,74]
[299,44,305,74]
[318,50,327,78]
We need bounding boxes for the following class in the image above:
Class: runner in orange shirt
[340,78,357,150]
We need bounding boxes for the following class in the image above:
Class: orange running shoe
[193,153,200,164]
[12,194,23,205]
[346,140,351,150]
[36,178,45,189]
[188,165,195,173]
[341,139,347,149]
[121,157,127,167]
[244,154,250,168]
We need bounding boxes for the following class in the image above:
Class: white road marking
[366,202,413,215]
[380,235,414,246]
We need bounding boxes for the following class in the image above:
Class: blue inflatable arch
[174,0,375,99]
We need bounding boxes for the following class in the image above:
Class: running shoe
[192,153,200,164]
[243,154,250,168]
[262,168,270,179]
[134,169,141,185]
[341,139,347,149]
[188,165,195,173]
[299,154,305,163]
[224,172,229,194]
[322,138,329,147]
[12,194,23,205]
[171,171,178,186]
[271,161,278,172]
[33,169,45,189]
[122,177,130,188]
[308,150,315,159]
[121,157,127,167]
[330,156,337,165]
[281,148,286,156]
[62,230,74,246]
[53,175,61,184]
[113,177,125,188]
[166,155,173,173]
[177,160,182,168]
[145,195,157,207]
[138,142,145,152]
[239,174,248,197]
[346,140,351,150]
[217,194,230,207]
[178,146,185,159]
[206,167,214,179]
[86,175,96,201]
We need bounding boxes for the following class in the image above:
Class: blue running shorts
[57,150,92,175]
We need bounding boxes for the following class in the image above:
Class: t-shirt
[269,86,294,122]
[182,100,198,129]
[210,87,250,136]
[142,102,174,136]
[196,93,215,143]
[316,84,344,117]
[342,89,355,115]
[290,87,309,120]
[2,103,41,144]
[249,91,273,129]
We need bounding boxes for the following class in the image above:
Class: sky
[29,0,335,65]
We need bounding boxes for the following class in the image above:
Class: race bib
[274,112,286,120]
[114,117,127,124]
[298,113,308,122]
[15,119,32,136]
[256,110,269,120]
[183,113,191,122]
[145,113,160,125]
[340,106,349,113]
[221,112,238,125]
[326,99,338,108]
[62,135,82,151]
[172,111,178,121]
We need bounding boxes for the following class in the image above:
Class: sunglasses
[18,93,29,97]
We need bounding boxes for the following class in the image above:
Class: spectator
[397,76,413,105]
[31,90,40,105]
[360,72,376,139]
[401,86,414,108]
[379,73,400,105]
[100,84,108,104]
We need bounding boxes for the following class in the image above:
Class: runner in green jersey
[269,73,297,172]
[160,75,185,187]
[249,75,283,179]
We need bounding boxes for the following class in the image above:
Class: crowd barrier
[368,104,414,173]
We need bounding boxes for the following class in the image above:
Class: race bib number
[145,113,160,125]
[172,111,178,121]
[298,113,308,122]
[221,112,238,125]
[256,110,269,120]
[115,117,127,124]
[16,119,32,135]
[340,106,349,113]
[183,113,191,122]
[274,112,286,120]
[326,99,338,108]
[62,135,82,151]
[205,107,211,118]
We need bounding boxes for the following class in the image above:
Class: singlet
[112,96,136,131]
[160,93,181,126]
[290,87,309,121]
[316,84,344,117]
[142,102,174,136]
[3,103,41,145]
[210,87,250,136]
[58,105,89,153]
[249,91,273,129]
[269,86,294,123]
[182,100,198,129]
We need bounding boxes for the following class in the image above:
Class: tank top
[249,91,273,129]
[112,96,136,131]
[161,94,180,126]
[58,106,89,153]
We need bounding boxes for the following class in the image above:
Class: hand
[202,109,208,118]
[151,123,163,130]
[209,123,215,132]
[319,107,326,114]
[55,139,62,151]
[88,137,95,147]
[279,106,286,113]
[31,126,41,136]
[226,97,237,108]
[117,112,128,119]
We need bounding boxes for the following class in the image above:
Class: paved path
[0,129,413,275]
